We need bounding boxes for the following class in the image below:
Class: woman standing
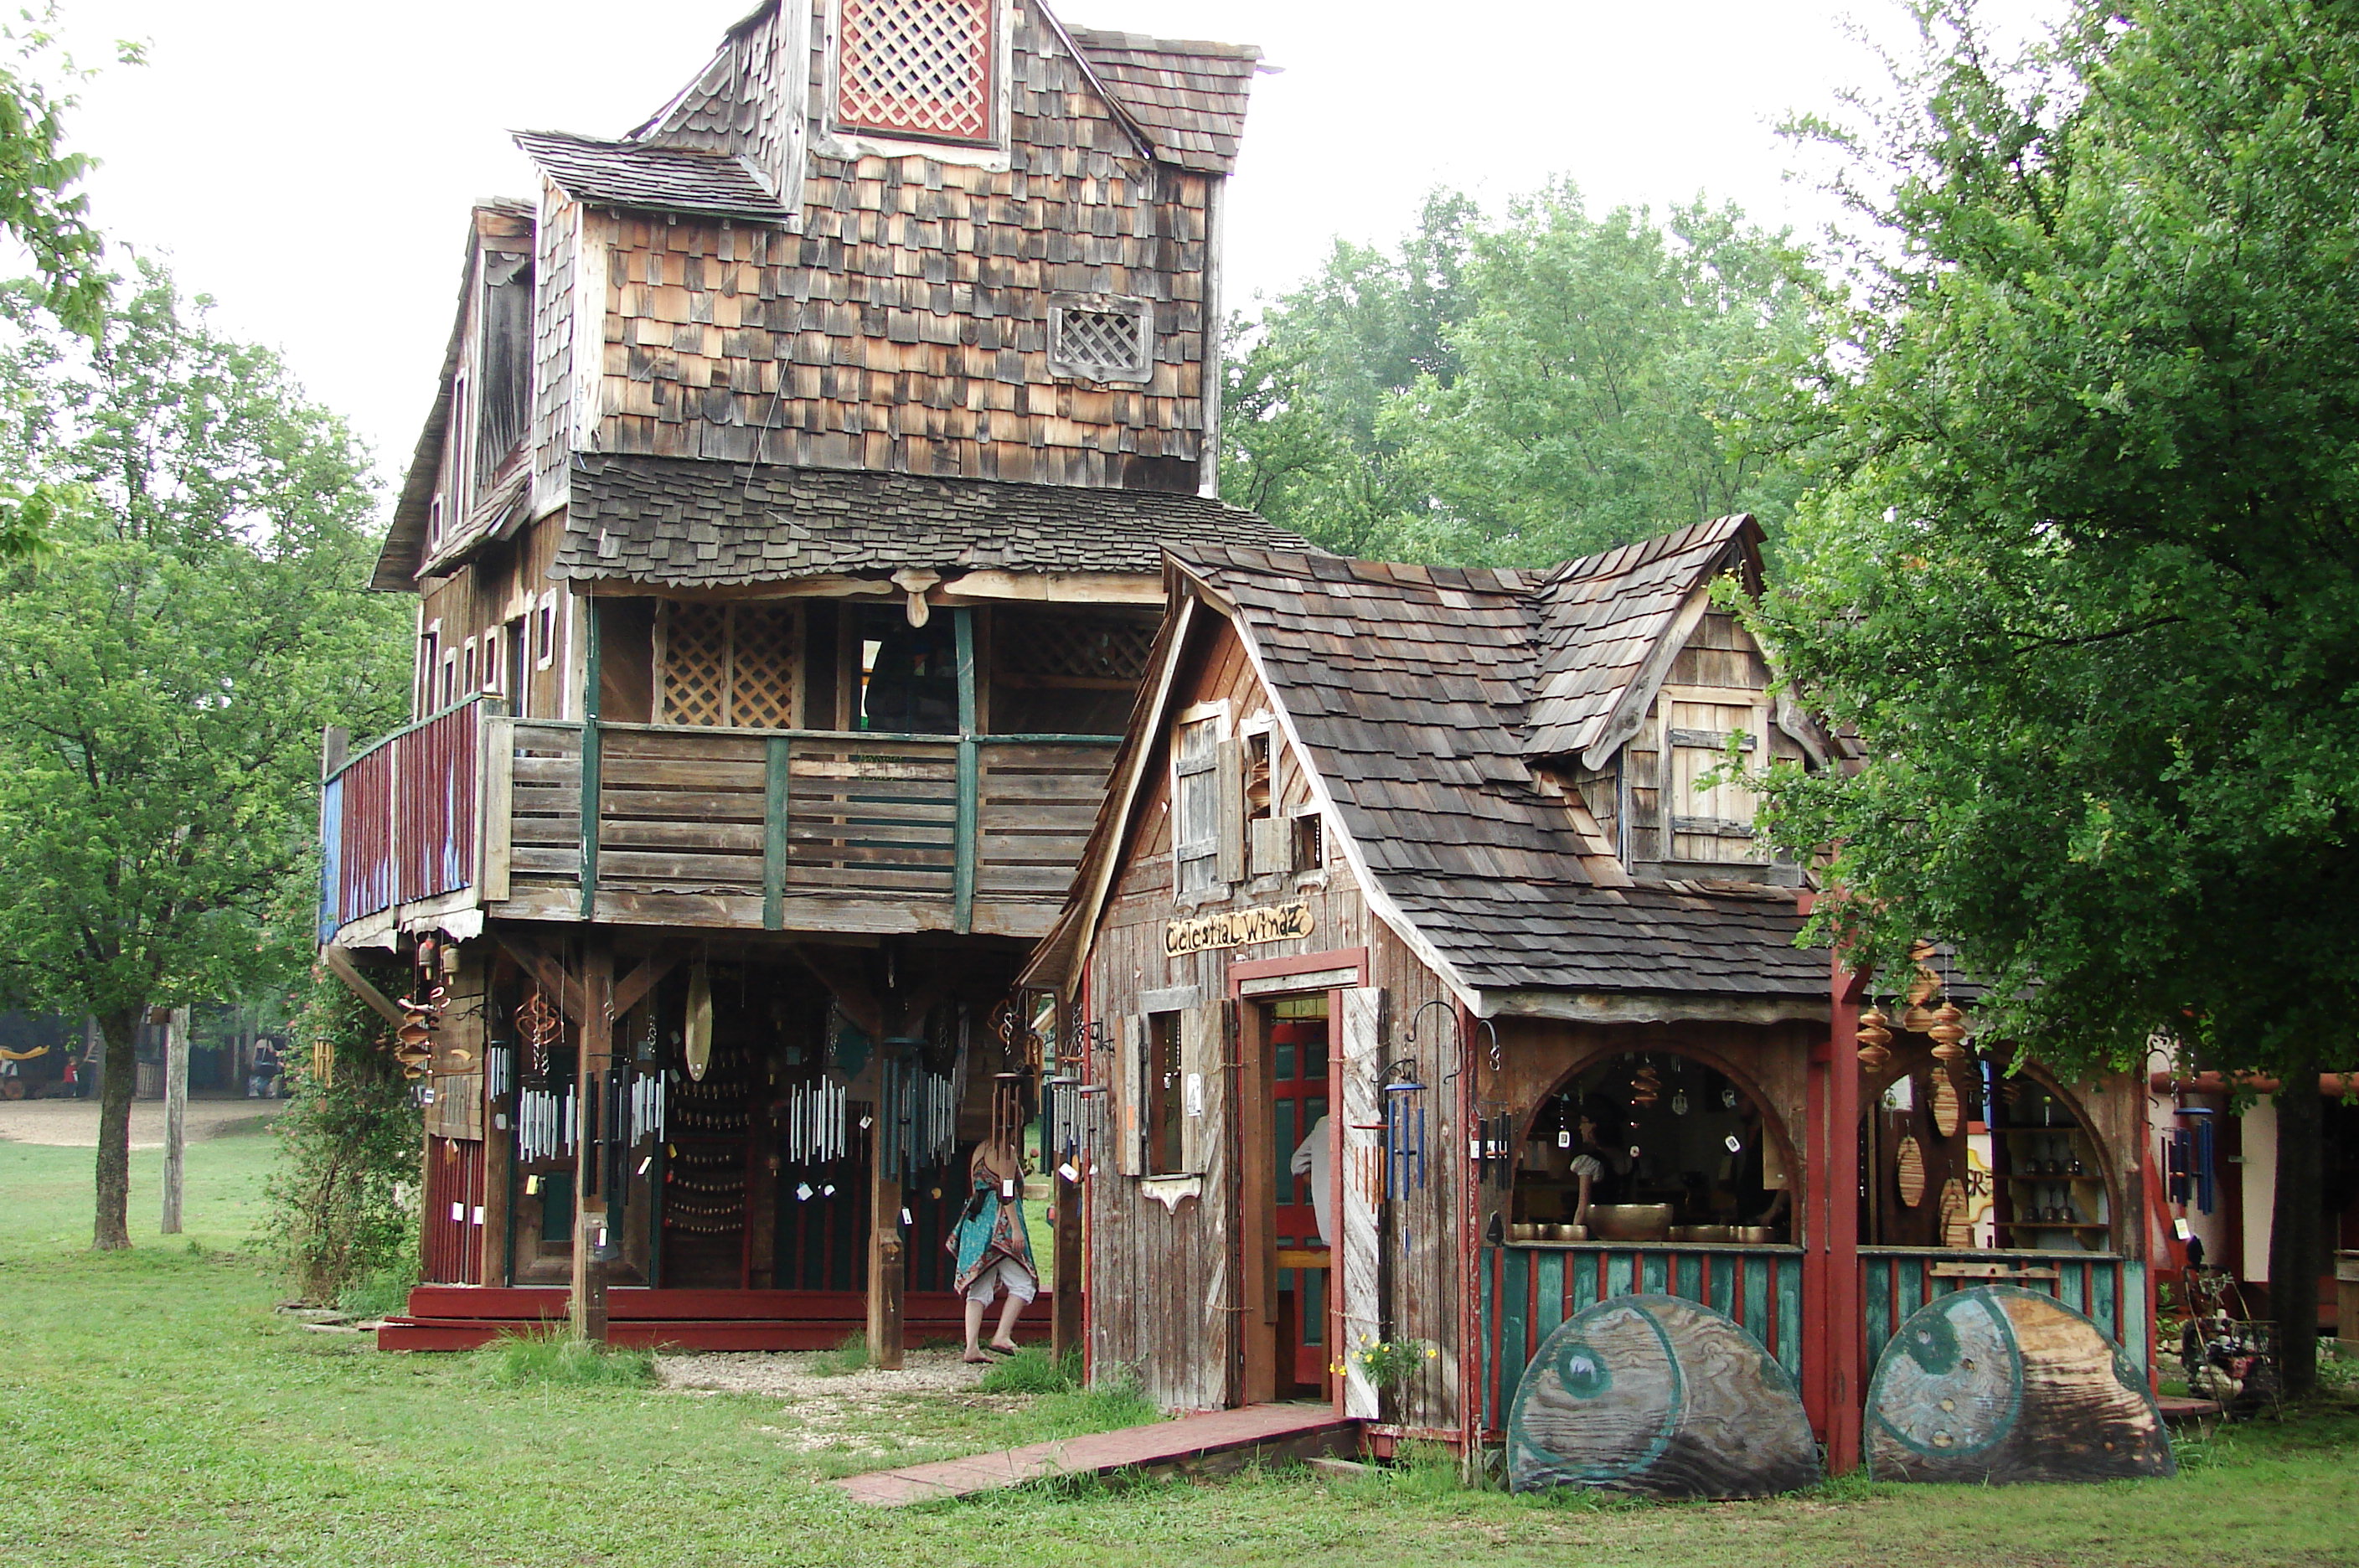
[950,1130,1039,1364]
[1568,1101,1629,1230]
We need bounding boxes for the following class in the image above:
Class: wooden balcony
[321,698,1117,945]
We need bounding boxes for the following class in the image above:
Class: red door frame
[1228,947,1368,1416]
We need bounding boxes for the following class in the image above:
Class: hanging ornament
[685,962,714,1082]
[1932,1070,1964,1138]
[1629,1060,1661,1109]
[1928,1003,1969,1064]
[1856,1008,1894,1072]
[1670,1090,1689,1117]
[1897,1134,1928,1207]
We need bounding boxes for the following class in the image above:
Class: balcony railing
[319,701,1118,942]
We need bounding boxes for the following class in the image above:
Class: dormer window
[834,0,997,146]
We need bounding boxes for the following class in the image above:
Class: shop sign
[1164,900,1314,957]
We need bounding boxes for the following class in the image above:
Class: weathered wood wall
[583,2,1212,486]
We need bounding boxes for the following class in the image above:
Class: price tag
[1556,1129,1572,1149]
[1002,1179,1017,1199]
[1058,1161,1080,1183]
[636,1157,651,1177]
[796,1183,813,1202]
[823,1184,837,1197]
[1724,1135,1743,1154]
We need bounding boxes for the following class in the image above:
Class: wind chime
[392,936,447,1081]
[514,988,575,1164]
[1382,1059,1428,1199]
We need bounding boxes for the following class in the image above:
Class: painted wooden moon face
[1508,1293,1820,1499]
[1867,1286,2174,1484]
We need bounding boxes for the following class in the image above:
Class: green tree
[1222,186,1820,565]
[0,13,130,557]
[0,264,408,1249]
[1390,189,1819,564]
[1752,0,2359,1392]
[1221,189,1479,557]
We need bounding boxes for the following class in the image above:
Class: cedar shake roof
[1165,529,1828,1001]
[1061,25,1261,174]
[513,131,791,224]
[551,452,1306,587]
[1524,515,1762,763]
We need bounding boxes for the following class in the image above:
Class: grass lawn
[3,1132,2356,1567]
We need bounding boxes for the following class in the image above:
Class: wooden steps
[831,1402,1360,1507]
[376,1285,1048,1352]
[2158,1394,2224,1424]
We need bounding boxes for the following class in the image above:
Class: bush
[261,965,421,1304]
[477,1328,655,1388]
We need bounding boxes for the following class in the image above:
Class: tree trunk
[91,1006,144,1251]
[2268,1061,2323,1397]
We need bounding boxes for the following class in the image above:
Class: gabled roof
[1524,514,1763,765]
[1059,24,1261,173]
[552,453,1306,587]
[1031,524,1829,1012]
[374,199,537,593]
[513,131,790,224]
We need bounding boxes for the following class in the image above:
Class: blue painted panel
[1500,1247,1531,1416]
[1640,1253,1670,1294]
[1536,1250,1567,1341]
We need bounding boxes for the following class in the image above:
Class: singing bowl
[1586,1204,1675,1242]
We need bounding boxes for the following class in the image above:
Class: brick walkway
[830,1402,1358,1506]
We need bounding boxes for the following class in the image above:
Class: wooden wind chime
[392,936,450,1081]
[1859,943,1981,1246]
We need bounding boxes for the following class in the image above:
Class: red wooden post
[1825,954,1866,1473]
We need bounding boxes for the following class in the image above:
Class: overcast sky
[52,0,2058,503]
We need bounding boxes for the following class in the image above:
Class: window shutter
[1216,738,1246,884]
[1112,1014,1147,1177]
[1178,1002,1226,1174]
[1337,985,1386,1420]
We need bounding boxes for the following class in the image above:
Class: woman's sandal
[985,1342,1020,1356]
[962,1352,994,1364]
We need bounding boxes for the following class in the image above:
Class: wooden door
[1658,690,1770,864]
[1268,1010,1331,1393]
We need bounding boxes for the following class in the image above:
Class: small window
[503,615,529,713]
[1147,1011,1183,1175]
[834,0,996,146]
[461,637,478,698]
[416,625,441,718]
[1049,299,1153,384]
[426,496,444,550]
[439,650,458,711]
[1291,809,1326,877]
[1174,714,1222,895]
[535,593,557,671]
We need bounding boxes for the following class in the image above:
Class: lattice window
[1049,301,1154,384]
[835,0,995,145]
[1000,611,1157,684]
[659,602,801,729]
[660,602,731,727]
[730,606,799,729]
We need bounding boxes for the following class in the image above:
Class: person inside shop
[951,1132,1039,1364]
[1568,1098,1631,1230]
[1288,1113,1333,1246]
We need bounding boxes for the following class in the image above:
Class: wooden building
[317,0,1295,1354]
[1025,517,2160,1476]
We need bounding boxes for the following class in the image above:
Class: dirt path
[0,1096,283,1148]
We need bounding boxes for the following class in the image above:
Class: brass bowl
[1586,1203,1674,1242]
[1508,1222,1541,1243]
[1685,1225,1736,1244]
[1548,1223,1589,1242]
[1732,1225,1774,1245]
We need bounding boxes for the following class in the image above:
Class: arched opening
[1856,1050,2116,1251]
[1510,1049,1794,1244]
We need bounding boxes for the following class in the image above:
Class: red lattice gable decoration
[836,0,996,145]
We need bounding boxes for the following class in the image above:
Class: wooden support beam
[321,946,410,1031]
[952,608,979,936]
[792,944,886,1041]
[493,931,587,1026]
[570,937,616,1343]
[763,734,791,931]
[612,949,681,1021]
[579,603,603,922]
[868,1158,906,1370]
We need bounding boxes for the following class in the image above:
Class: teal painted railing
[1481,1243,1804,1430]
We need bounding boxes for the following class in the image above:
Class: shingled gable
[1031,531,1830,1019]
[550,452,1305,588]
[1524,513,1763,766]
[514,2,1257,227]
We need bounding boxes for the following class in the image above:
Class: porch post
[1803,948,1870,1472]
[867,1109,906,1369]
[570,937,615,1342]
